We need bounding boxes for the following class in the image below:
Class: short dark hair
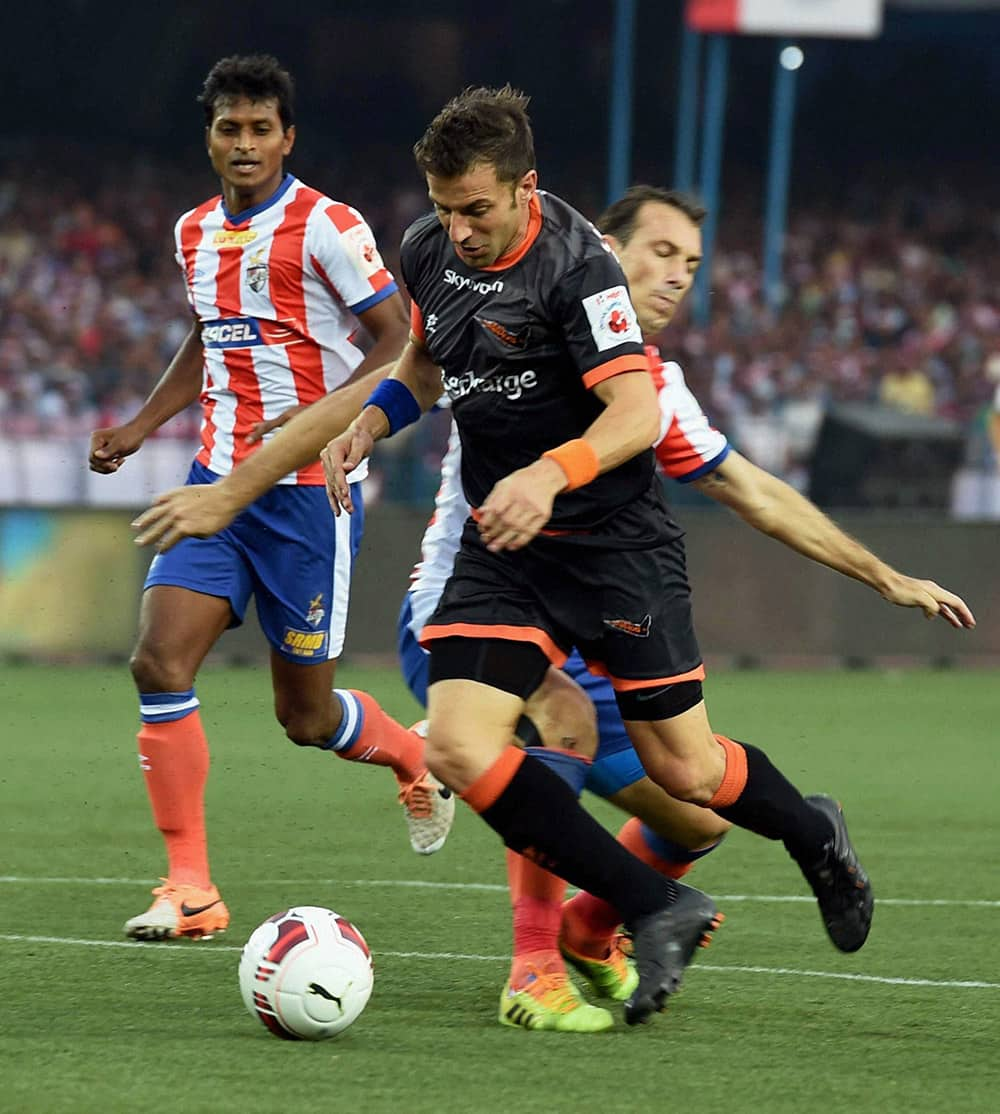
[198,54,295,130]
[597,186,706,245]
[413,85,535,183]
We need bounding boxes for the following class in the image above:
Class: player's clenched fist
[89,423,146,474]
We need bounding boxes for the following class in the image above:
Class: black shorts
[420,502,703,693]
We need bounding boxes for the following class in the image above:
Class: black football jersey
[400,191,661,532]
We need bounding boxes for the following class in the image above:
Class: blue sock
[640,824,724,863]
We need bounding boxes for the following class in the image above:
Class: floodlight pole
[607,0,637,205]
[763,40,799,314]
[693,33,729,326]
[674,25,702,192]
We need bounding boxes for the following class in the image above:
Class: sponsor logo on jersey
[476,317,528,348]
[213,229,258,247]
[201,317,301,349]
[442,269,505,296]
[306,594,326,627]
[582,285,642,351]
[246,248,269,293]
[442,368,538,402]
[282,627,329,657]
[601,614,652,638]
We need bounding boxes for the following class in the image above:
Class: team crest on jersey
[305,594,326,627]
[246,249,269,294]
[476,316,528,348]
[582,285,642,352]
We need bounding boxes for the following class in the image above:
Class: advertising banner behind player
[686,0,883,38]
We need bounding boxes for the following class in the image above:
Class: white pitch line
[1,876,998,909]
[1,933,998,991]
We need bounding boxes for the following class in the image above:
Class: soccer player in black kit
[320,88,875,1025]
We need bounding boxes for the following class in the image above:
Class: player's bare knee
[421,724,469,788]
[524,668,598,759]
[129,646,191,694]
[276,702,333,749]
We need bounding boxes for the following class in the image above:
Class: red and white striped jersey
[407,348,730,604]
[175,174,397,484]
[645,345,730,482]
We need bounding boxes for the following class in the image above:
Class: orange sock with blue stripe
[137,692,211,888]
[324,689,425,784]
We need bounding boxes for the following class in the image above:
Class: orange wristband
[542,438,600,491]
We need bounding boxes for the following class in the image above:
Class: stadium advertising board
[686,0,884,37]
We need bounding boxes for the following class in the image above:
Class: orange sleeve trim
[420,622,568,668]
[587,663,706,691]
[462,745,525,813]
[409,299,425,342]
[706,735,748,809]
[582,354,650,389]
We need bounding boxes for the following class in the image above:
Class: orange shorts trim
[461,746,526,813]
[420,622,569,667]
[585,662,706,692]
[706,734,748,809]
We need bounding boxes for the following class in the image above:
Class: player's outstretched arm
[692,451,976,629]
[133,368,386,550]
[89,323,204,474]
[321,338,443,516]
[245,294,408,445]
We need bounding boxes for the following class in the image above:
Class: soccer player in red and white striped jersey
[89,55,454,943]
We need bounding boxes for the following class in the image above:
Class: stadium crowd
[2,156,998,498]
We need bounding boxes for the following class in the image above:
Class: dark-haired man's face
[206,96,294,210]
[605,201,702,335]
[426,163,537,269]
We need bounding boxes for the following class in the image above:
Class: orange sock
[137,712,211,888]
[507,849,568,973]
[327,689,425,784]
[562,817,694,957]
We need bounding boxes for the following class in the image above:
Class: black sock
[713,742,834,864]
[478,753,677,922]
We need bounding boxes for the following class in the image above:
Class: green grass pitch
[1,664,997,1113]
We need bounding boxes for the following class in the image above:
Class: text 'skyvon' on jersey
[401,191,655,531]
[176,173,397,483]
[407,348,731,629]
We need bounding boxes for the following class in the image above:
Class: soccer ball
[238,906,374,1040]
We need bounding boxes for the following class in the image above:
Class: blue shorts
[397,592,646,798]
[144,460,365,662]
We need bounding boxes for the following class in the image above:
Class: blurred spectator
[1,151,997,507]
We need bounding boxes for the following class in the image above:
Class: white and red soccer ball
[239,906,374,1040]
